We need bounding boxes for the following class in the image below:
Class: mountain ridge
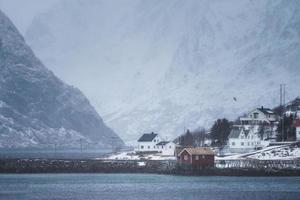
[22,0,300,143]
[0,9,124,148]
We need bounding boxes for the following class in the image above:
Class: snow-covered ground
[216,143,300,161]
[106,144,300,161]
[248,145,300,160]
[104,151,176,161]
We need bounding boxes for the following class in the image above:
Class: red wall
[191,155,214,167]
[178,150,214,168]
[179,150,191,164]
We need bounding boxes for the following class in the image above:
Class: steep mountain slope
[0,10,124,148]
[24,0,300,143]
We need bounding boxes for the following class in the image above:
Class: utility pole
[80,139,83,153]
[54,143,57,157]
[111,136,115,152]
[280,84,286,141]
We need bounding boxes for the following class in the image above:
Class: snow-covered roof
[257,107,274,115]
[229,128,252,139]
[228,128,241,138]
[179,147,214,156]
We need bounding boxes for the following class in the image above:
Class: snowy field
[104,151,176,161]
[216,144,300,161]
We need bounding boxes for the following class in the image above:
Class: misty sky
[0,0,59,34]
[1,0,299,143]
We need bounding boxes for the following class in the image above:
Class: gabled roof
[156,141,170,145]
[179,147,214,156]
[138,132,158,142]
[228,128,241,138]
[243,129,250,137]
[257,107,274,115]
[229,128,250,138]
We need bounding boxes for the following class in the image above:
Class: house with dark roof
[137,132,162,152]
[136,132,176,155]
[240,106,278,125]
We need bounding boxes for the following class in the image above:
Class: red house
[178,147,215,168]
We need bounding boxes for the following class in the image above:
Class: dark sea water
[0,174,299,200]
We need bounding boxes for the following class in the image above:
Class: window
[251,142,254,146]
[141,145,144,149]
[153,146,155,149]
[251,135,253,139]
[247,142,250,146]
[195,156,199,160]
[202,155,205,159]
[241,142,244,146]
[253,113,259,119]
[162,146,164,149]
[231,142,235,146]
[153,139,156,142]
[184,155,188,160]
[169,146,172,149]
[148,146,150,149]
[241,135,244,139]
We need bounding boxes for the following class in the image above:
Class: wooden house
[177,147,214,168]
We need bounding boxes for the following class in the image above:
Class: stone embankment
[1,158,300,176]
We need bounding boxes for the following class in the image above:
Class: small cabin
[177,147,214,168]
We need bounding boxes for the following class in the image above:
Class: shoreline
[0,158,299,176]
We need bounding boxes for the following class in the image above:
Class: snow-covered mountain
[0,10,124,148]
[23,0,300,143]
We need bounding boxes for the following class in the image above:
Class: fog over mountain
[0,9,124,148]
[2,0,300,143]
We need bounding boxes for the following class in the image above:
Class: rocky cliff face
[23,0,300,142]
[0,10,124,148]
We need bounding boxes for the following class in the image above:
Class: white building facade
[240,107,277,125]
[156,141,176,156]
[228,128,262,153]
[295,119,300,141]
[136,132,176,156]
[137,132,162,152]
[228,106,279,153]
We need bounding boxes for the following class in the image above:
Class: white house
[137,132,161,152]
[156,141,176,156]
[228,127,263,153]
[136,132,176,156]
[240,106,277,126]
[294,119,300,141]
